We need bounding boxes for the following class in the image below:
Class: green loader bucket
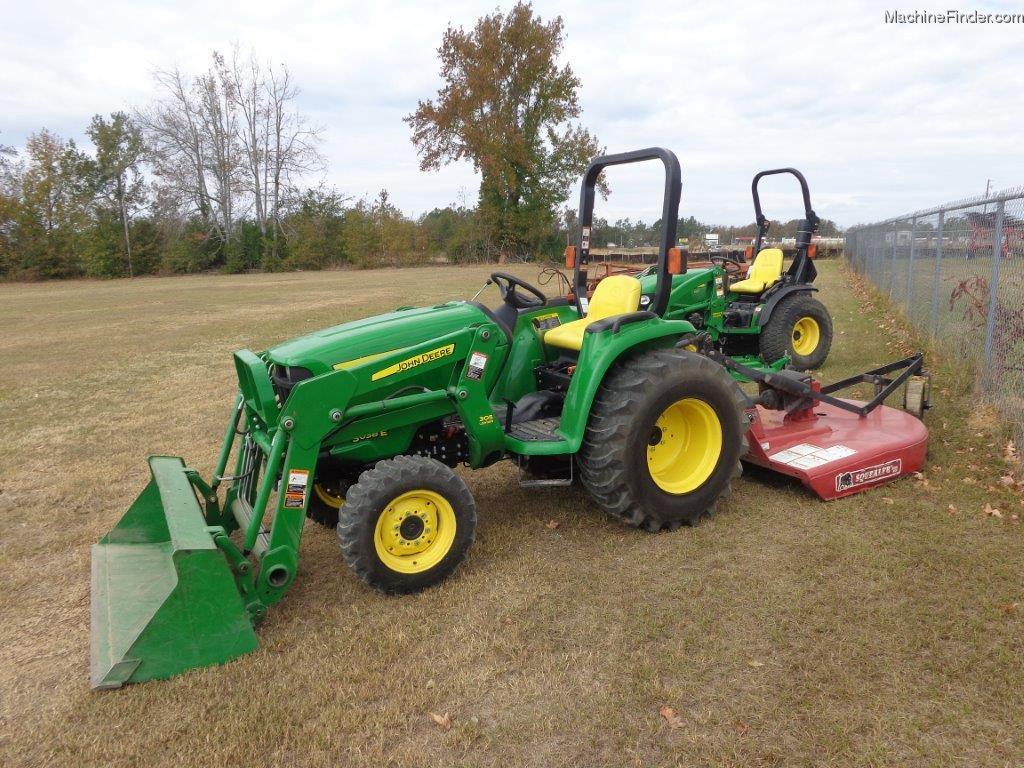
[90,456,258,689]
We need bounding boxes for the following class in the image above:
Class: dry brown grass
[1,261,1022,767]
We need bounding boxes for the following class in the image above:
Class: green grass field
[1,260,1022,767]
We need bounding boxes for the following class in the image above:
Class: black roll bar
[574,148,681,318]
[750,167,820,284]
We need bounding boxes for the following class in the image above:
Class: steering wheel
[710,254,745,275]
[490,272,547,309]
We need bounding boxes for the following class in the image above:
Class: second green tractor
[633,167,834,371]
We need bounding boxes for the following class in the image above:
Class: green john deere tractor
[632,168,834,371]
[91,148,750,689]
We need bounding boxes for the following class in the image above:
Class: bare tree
[203,54,241,244]
[137,58,240,248]
[223,47,322,264]
[139,51,322,266]
[228,50,269,243]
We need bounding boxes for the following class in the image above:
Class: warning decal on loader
[466,351,488,380]
[284,469,309,509]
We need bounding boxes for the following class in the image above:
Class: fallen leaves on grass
[999,474,1023,491]
[659,706,685,730]
[983,503,1003,519]
[1005,440,1020,464]
[734,720,750,736]
[428,712,452,731]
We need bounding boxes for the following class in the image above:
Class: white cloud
[1,0,1022,226]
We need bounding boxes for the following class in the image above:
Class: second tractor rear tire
[760,293,833,371]
[578,349,749,531]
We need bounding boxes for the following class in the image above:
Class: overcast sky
[2,0,1022,227]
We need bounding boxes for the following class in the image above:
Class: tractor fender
[558,317,696,453]
[759,284,817,326]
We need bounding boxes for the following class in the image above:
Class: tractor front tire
[578,350,748,531]
[337,455,476,594]
[760,294,833,371]
[306,476,349,528]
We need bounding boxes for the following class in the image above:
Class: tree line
[0,49,465,280]
[0,3,839,282]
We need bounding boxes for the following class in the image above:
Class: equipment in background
[577,167,836,377]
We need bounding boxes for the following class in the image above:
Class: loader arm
[90,314,511,688]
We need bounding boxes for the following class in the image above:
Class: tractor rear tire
[760,294,833,371]
[578,349,749,531]
[337,455,476,594]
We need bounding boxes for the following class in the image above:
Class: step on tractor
[90,148,931,690]
[626,168,833,372]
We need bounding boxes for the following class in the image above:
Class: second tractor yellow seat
[729,248,784,294]
[544,274,642,351]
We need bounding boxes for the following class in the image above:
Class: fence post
[870,229,876,281]
[869,229,875,279]
[930,209,944,336]
[871,228,877,280]
[982,199,1005,390]
[906,216,917,315]
[876,226,883,283]
[890,222,898,297]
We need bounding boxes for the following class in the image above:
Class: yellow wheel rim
[373,490,457,574]
[314,483,344,509]
[792,317,820,356]
[646,398,723,494]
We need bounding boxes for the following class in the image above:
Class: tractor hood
[265,301,495,375]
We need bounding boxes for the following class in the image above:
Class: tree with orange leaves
[406,2,602,260]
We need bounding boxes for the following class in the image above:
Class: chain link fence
[845,190,1024,446]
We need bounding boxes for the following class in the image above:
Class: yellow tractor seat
[544,275,642,351]
[729,248,784,294]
